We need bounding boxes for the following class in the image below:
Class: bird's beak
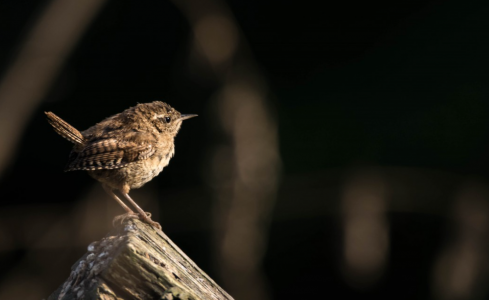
[179,114,198,121]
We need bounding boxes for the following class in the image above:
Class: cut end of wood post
[47,219,234,300]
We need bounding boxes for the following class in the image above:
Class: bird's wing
[66,133,157,171]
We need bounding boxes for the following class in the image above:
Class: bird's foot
[112,212,140,227]
[139,211,162,231]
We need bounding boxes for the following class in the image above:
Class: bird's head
[138,101,197,136]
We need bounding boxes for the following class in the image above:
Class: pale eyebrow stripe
[152,114,165,119]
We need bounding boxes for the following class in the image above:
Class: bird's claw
[139,212,162,230]
[112,212,140,227]
[112,211,161,230]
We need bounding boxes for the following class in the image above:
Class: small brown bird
[45,101,197,230]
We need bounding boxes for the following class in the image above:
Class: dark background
[1,0,489,299]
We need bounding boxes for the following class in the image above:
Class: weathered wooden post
[47,219,234,300]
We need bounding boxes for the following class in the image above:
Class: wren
[45,101,197,230]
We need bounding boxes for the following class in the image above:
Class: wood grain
[48,219,233,300]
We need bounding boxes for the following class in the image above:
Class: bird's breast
[151,144,175,176]
[129,144,174,189]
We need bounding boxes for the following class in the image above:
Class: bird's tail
[45,111,84,145]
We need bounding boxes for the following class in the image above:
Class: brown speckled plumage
[45,101,197,229]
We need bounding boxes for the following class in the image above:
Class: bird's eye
[165,117,171,123]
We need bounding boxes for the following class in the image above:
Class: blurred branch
[432,181,489,300]
[171,1,281,299]
[341,169,389,288]
[0,0,107,176]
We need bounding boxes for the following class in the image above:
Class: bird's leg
[102,185,140,225]
[102,184,135,213]
[121,192,162,230]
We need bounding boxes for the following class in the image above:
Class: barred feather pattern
[45,112,84,145]
[65,138,156,171]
